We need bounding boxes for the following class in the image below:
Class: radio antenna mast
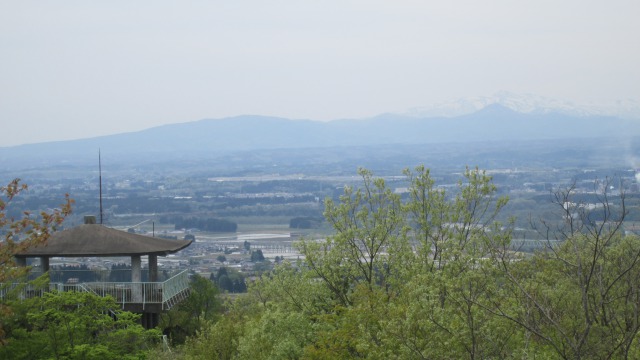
[99,149,104,225]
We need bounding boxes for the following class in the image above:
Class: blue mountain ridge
[1,104,638,171]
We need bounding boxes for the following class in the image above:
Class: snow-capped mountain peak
[403,91,640,119]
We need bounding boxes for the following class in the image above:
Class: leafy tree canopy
[179,167,639,359]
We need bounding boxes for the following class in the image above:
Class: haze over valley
[2,95,639,174]
[3,96,639,241]
[3,2,640,357]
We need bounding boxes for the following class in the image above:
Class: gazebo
[13,219,193,328]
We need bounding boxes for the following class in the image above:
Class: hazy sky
[1,1,638,147]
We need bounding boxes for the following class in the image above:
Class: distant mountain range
[403,91,640,119]
[1,103,639,172]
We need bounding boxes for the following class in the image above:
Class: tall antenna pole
[99,149,103,225]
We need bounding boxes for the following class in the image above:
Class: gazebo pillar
[131,255,142,282]
[40,257,50,272]
[148,255,158,282]
[131,255,142,302]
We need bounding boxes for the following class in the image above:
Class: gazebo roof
[15,224,192,257]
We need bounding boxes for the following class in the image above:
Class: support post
[149,255,158,282]
[131,255,142,302]
[40,257,50,273]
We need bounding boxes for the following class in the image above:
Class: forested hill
[1,104,638,170]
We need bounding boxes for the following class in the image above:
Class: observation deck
[1,269,190,314]
[9,220,193,328]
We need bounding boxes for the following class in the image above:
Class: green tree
[0,179,72,282]
[494,179,640,359]
[0,291,160,359]
[404,165,509,272]
[0,179,72,342]
[386,166,515,358]
[248,261,333,314]
[297,168,409,307]
[234,166,516,359]
[181,305,246,360]
[237,308,314,359]
[212,267,246,293]
[180,167,640,359]
[250,249,265,262]
[160,274,221,344]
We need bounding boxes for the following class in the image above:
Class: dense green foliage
[0,289,160,359]
[250,249,265,263]
[160,274,222,345]
[210,267,247,293]
[1,179,72,342]
[175,166,638,359]
[3,169,638,359]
